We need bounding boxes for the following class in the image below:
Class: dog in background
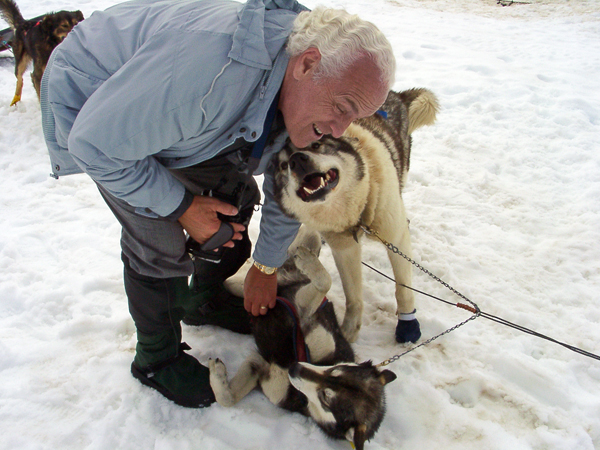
[273,88,438,344]
[0,0,83,106]
[209,226,396,450]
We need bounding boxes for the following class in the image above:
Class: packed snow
[1,0,599,449]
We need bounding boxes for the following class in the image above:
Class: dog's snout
[288,152,309,168]
[288,153,311,176]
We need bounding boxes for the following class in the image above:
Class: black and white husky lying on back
[209,227,396,450]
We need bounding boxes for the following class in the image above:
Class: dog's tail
[0,0,24,30]
[400,88,439,135]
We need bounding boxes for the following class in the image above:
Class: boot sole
[131,362,215,408]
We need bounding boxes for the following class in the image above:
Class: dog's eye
[311,142,321,150]
[280,161,288,170]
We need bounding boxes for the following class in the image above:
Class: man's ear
[292,47,322,80]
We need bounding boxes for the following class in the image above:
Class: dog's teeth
[302,176,328,197]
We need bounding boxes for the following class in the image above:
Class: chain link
[378,314,479,366]
[358,224,481,367]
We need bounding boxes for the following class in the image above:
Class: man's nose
[330,117,354,138]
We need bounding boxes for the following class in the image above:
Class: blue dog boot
[395,310,421,343]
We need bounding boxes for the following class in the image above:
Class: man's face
[279,49,389,148]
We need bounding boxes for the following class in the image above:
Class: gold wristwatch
[253,261,278,275]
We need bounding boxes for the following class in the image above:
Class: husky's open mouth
[296,169,339,202]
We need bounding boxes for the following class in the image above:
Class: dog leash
[0,39,12,53]
[357,222,600,366]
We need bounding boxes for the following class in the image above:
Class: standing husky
[272,88,438,343]
[210,227,396,450]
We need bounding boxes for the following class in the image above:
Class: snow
[1,0,599,449]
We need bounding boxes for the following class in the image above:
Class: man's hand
[244,264,277,316]
[178,195,245,247]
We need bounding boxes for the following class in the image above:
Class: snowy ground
[1,0,599,449]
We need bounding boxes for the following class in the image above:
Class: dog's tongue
[304,174,324,190]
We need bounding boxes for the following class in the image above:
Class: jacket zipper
[259,70,271,100]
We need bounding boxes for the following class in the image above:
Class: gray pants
[97,152,260,279]
[97,153,260,335]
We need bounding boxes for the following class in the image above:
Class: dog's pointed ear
[379,369,397,385]
[40,15,53,33]
[75,11,85,21]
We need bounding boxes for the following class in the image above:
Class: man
[41,0,395,408]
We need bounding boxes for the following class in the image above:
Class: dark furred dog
[210,227,396,449]
[0,0,83,105]
[272,88,438,344]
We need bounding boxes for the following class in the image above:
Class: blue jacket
[42,0,306,267]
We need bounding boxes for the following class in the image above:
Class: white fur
[261,363,294,405]
[304,325,336,362]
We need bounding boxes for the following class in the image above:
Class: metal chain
[358,223,481,367]
[377,314,480,367]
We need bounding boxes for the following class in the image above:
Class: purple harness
[275,296,329,363]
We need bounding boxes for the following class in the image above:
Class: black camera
[186,184,250,264]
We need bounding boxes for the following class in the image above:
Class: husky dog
[209,227,396,450]
[272,88,438,344]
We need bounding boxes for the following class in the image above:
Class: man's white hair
[286,7,396,88]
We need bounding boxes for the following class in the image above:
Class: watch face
[254,262,276,275]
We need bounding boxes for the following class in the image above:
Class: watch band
[253,261,278,275]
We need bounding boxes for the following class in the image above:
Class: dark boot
[124,255,215,408]
[131,330,215,408]
[182,276,251,334]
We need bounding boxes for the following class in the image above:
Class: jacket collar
[229,0,308,70]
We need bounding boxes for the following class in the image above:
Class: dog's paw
[10,95,21,107]
[209,358,235,407]
[293,246,317,268]
[209,358,227,378]
[341,318,361,343]
[395,318,421,344]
